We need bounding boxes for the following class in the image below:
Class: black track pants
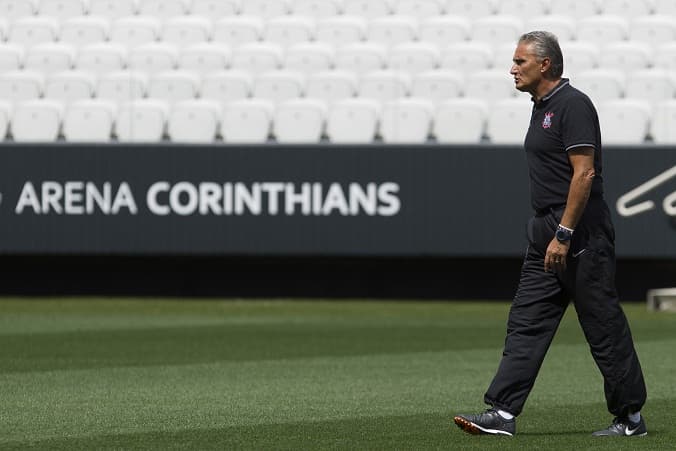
[484,199,647,417]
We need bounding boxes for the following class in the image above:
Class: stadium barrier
[0,144,674,258]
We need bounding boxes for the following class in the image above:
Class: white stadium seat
[359,70,411,103]
[526,16,577,42]
[8,16,59,47]
[76,43,127,75]
[44,70,96,104]
[0,101,11,140]
[651,100,676,144]
[496,0,548,17]
[630,16,676,47]
[577,15,629,44]
[334,42,387,75]
[598,99,651,144]
[495,42,520,70]
[274,98,327,143]
[12,99,63,142]
[292,0,343,18]
[654,0,676,16]
[446,0,494,19]
[464,70,515,104]
[284,42,334,75]
[441,42,493,75]
[63,99,117,142]
[264,16,315,48]
[411,70,463,103]
[0,44,24,72]
[231,42,283,73]
[418,16,471,47]
[97,70,148,104]
[212,16,264,47]
[167,99,222,143]
[0,70,44,102]
[200,70,252,104]
[38,0,86,20]
[598,41,652,71]
[388,42,441,74]
[306,70,358,104]
[343,0,391,19]
[162,16,212,49]
[179,43,230,73]
[60,16,110,48]
[89,0,137,19]
[486,98,532,144]
[380,97,434,143]
[549,0,601,19]
[24,43,76,74]
[601,0,652,18]
[655,42,676,71]
[253,70,305,104]
[240,0,289,19]
[147,70,200,104]
[110,16,162,50]
[394,0,445,19]
[222,98,274,143]
[433,98,487,144]
[368,15,418,48]
[128,43,179,74]
[0,0,37,20]
[137,0,189,19]
[625,69,676,107]
[115,99,169,142]
[316,16,367,47]
[574,69,625,105]
[191,0,239,17]
[327,98,380,143]
[559,42,600,78]
[471,16,523,47]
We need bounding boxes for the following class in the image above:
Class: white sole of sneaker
[454,416,514,436]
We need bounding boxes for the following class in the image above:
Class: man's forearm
[560,170,594,230]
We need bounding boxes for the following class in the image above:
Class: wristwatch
[555,224,574,243]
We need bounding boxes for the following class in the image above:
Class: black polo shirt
[524,78,604,212]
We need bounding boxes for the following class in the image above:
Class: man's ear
[541,57,551,74]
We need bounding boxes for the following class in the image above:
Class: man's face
[510,42,544,94]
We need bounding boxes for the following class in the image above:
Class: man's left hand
[545,238,570,273]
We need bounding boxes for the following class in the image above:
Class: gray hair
[518,31,564,78]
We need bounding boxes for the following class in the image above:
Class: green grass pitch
[0,298,674,450]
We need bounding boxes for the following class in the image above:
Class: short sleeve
[561,95,599,152]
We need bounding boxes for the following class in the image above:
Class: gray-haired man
[453,31,647,437]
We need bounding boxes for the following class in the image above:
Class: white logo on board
[616,165,676,218]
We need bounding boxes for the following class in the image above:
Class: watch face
[556,228,571,242]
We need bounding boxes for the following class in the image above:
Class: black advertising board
[0,144,673,258]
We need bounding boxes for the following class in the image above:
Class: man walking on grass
[453,31,647,438]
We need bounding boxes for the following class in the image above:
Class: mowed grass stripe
[2,300,673,374]
[6,399,676,451]
[0,299,674,450]
[2,338,675,445]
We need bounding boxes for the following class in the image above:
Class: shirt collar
[532,78,569,105]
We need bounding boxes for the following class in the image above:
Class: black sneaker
[592,416,647,437]
[453,408,516,436]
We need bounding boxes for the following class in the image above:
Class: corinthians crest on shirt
[542,111,554,129]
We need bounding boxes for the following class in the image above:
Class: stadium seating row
[2,67,675,108]
[4,40,676,82]
[1,14,676,49]
[0,0,674,21]
[1,97,675,144]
